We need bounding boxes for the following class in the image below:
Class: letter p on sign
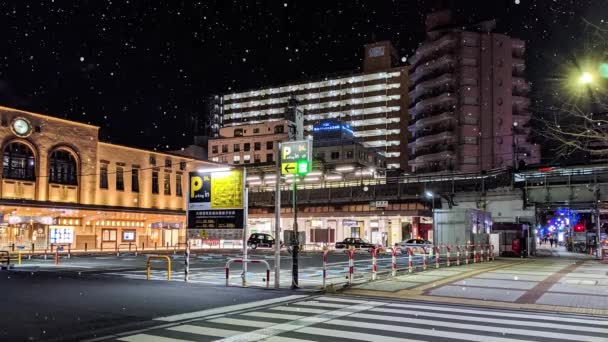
[191,176,202,198]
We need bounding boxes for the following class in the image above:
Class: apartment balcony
[410,144,455,159]
[413,160,455,174]
[409,34,457,68]
[513,114,531,127]
[513,96,531,114]
[410,55,456,84]
[512,58,525,76]
[512,77,530,96]
[511,39,525,58]
[409,127,455,148]
[409,73,455,103]
[410,93,457,119]
[409,111,455,131]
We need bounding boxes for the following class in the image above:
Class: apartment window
[253,128,260,134]
[254,142,261,151]
[222,144,228,153]
[331,151,340,160]
[244,155,251,164]
[464,136,478,144]
[165,158,172,168]
[152,171,159,194]
[212,145,219,154]
[346,150,354,159]
[266,141,273,150]
[233,155,240,164]
[131,168,139,193]
[274,125,284,134]
[244,143,250,151]
[176,174,182,196]
[266,153,273,163]
[233,144,240,152]
[254,154,261,163]
[116,166,124,191]
[234,128,243,137]
[179,161,186,170]
[100,163,108,189]
[149,155,156,165]
[164,173,171,195]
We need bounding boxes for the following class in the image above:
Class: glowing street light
[579,71,594,85]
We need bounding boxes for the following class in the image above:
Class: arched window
[49,149,77,185]
[2,142,36,181]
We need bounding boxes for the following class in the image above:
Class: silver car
[397,238,434,256]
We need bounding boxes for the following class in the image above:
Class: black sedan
[335,238,376,250]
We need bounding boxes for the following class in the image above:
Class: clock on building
[11,118,31,137]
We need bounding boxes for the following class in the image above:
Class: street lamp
[579,71,594,85]
[425,191,436,245]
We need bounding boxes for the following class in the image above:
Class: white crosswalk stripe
[105,295,608,342]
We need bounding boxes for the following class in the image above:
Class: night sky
[0,0,606,153]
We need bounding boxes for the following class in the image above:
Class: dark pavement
[0,270,293,341]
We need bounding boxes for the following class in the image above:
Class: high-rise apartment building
[408,10,540,173]
[216,41,409,170]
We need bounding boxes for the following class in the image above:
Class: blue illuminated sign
[312,121,354,134]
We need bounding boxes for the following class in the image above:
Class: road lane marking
[155,295,308,322]
[297,326,424,342]
[288,301,344,308]
[324,319,536,342]
[240,311,307,320]
[209,317,276,328]
[117,334,193,342]
[350,312,606,342]
[369,307,608,334]
[386,302,608,325]
[314,296,369,303]
[167,325,248,338]
[268,306,330,314]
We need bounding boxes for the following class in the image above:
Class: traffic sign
[281,140,312,175]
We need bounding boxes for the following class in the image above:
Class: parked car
[335,238,376,251]
[247,233,279,249]
[396,238,434,255]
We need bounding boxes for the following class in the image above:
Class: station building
[0,106,212,251]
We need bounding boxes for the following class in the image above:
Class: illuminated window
[49,149,77,185]
[3,142,35,181]
[243,154,251,164]
[233,155,240,164]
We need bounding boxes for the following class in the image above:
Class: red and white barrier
[371,246,383,280]
[480,245,485,262]
[346,248,355,285]
[473,245,478,263]
[490,245,495,261]
[407,247,413,273]
[322,249,329,288]
[465,244,470,264]
[446,245,452,267]
[435,246,440,269]
[421,247,428,271]
[391,247,397,277]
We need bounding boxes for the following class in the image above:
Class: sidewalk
[343,257,608,316]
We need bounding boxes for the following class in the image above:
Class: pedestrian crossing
[104,295,608,342]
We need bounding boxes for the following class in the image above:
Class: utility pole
[291,173,299,289]
[241,167,248,286]
[274,143,281,288]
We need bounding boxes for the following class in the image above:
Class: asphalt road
[0,269,293,341]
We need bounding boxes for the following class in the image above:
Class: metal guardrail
[225,258,271,288]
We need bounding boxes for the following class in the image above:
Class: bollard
[446,245,451,267]
[129,242,132,251]
[322,249,329,288]
[166,242,169,249]
[435,246,440,269]
[407,247,413,273]
[465,245,470,264]
[142,242,145,251]
[391,247,397,277]
[346,247,355,285]
[31,243,35,253]
[11,243,15,252]
[266,268,270,289]
[490,245,495,261]
[480,245,485,262]
[456,246,461,266]
[486,245,491,262]
[473,245,478,263]
[421,247,427,271]
[67,247,71,259]
[371,247,380,280]
[55,250,59,265]
[155,242,158,250]
[84,242,88,252]
[225,265,230,286]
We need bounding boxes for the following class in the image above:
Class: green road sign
[281,140,312,175]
